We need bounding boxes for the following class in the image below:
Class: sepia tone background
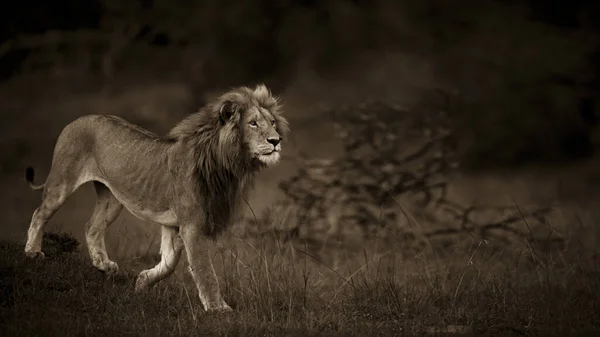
[0,0,599,257]
[3,1,600,335]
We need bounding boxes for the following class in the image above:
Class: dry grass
[1,225,598,337]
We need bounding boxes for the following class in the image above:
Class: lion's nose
[267,137,281,146]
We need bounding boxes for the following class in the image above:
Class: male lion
[24,84,289,312]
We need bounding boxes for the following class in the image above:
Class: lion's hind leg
[25,173,78,258]
[134,226,184,292]
[85,182,123,274]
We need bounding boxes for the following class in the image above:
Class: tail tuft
[25,166,35,183]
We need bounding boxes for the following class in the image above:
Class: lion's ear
[219,101,236,123]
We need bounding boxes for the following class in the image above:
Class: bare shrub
[244,90,558,257]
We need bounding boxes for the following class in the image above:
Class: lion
[23,84,289,312]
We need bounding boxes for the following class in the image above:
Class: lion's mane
[166,85,289,236]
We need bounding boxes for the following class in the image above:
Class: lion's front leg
[180,224,231,312]
[135,226,184,292]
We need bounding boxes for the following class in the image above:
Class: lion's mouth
[260,151,278,158]
[257,150,281,165]
[260,147,279,155]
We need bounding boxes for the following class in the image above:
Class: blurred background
[1,0,599,260]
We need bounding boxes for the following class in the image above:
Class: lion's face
[242,105,284,166]
[215,84,289,169]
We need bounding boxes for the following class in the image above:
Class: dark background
[1,4,599,335]
[1,0,599,169]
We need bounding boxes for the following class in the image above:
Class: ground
[0,227,598,336]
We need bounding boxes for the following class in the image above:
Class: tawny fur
[24,84,289,312]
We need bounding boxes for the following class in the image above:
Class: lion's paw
[102,261,120,275]
[134,272,151,293]
[94,259,120,275]
[25,251,45,259]
[206,303,233,313]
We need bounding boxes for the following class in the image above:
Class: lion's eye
[249,120,258,127]
[271,120,276,126]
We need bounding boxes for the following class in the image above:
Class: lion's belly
[125,206,178,227]
[97,179,178,227]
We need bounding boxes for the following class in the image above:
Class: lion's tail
[25,167,45,191]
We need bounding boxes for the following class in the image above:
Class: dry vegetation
[1,222,599,336]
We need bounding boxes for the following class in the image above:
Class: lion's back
[51,114,168,165]
[53,115,162,152]
[49,114,174,190]
[63,115,160,141]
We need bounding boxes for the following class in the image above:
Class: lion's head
[217,84,289,168]
[168,84,289,175]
